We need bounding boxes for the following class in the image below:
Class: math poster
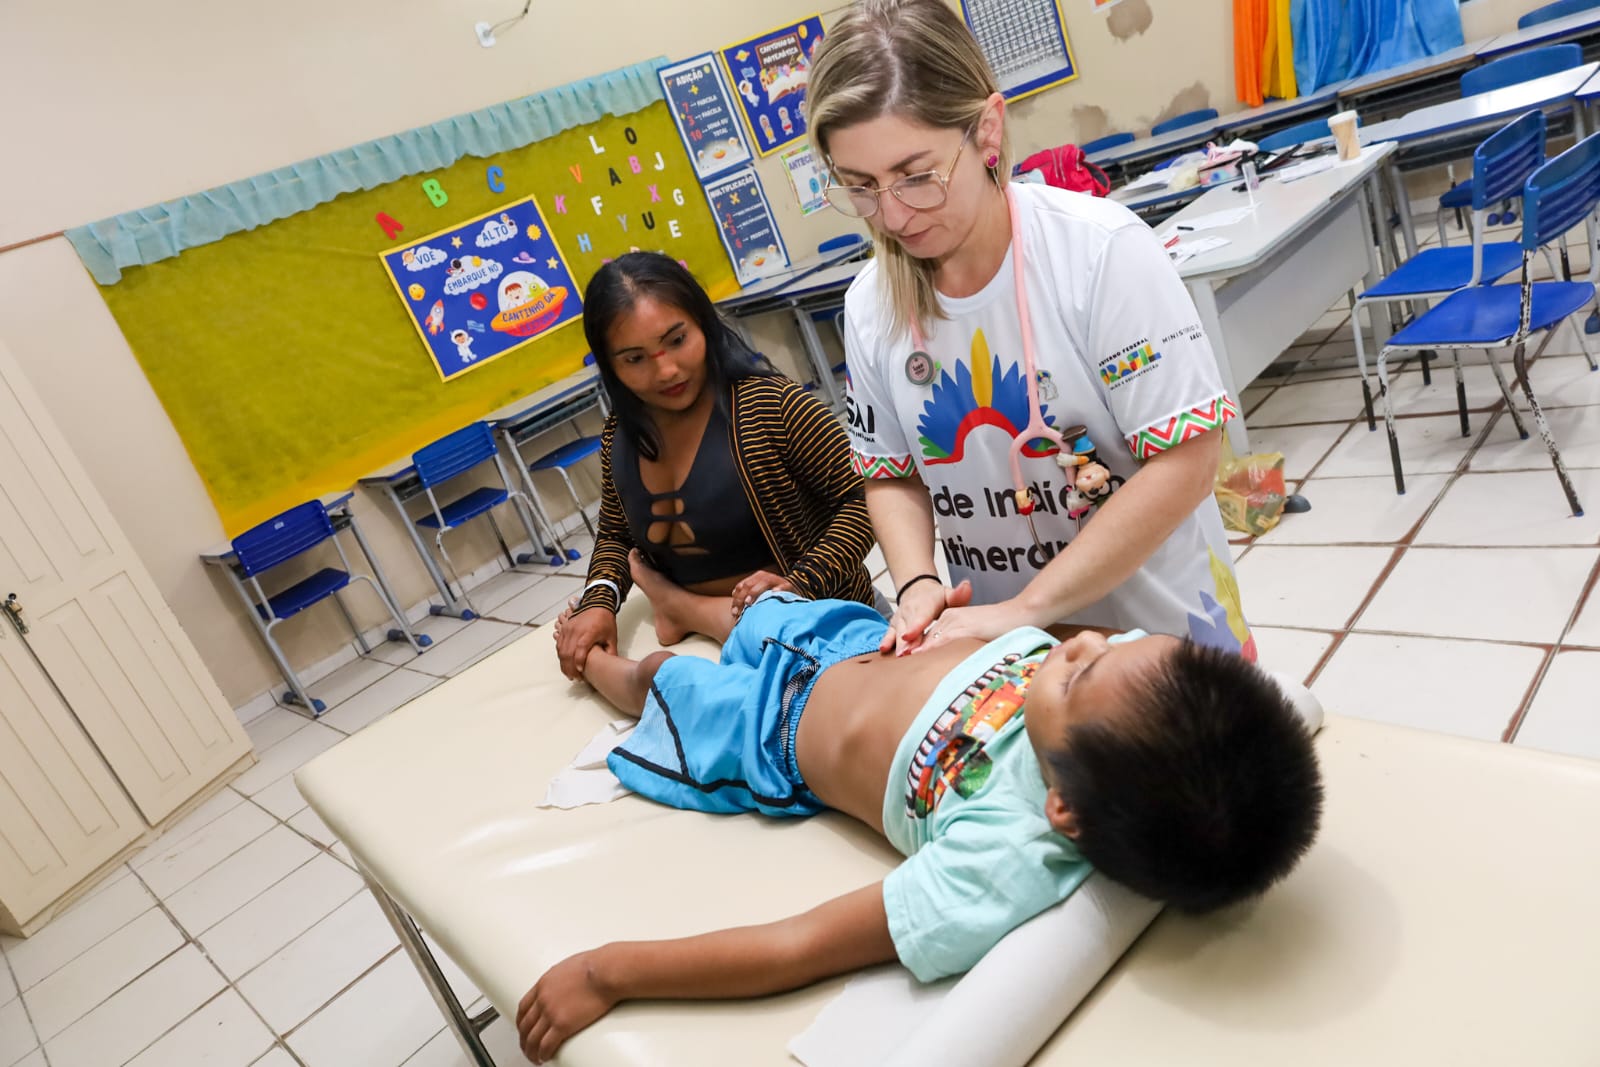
[659,54,753,182]
[718,15,825,156]
[704,168,790,285]
[381,196,582,381]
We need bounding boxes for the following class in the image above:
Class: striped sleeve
[769,381,875,600]
[575,417,635,615]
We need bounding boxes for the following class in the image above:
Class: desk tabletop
[1479,8,1600,59]
[1213,85,1344,134]
[1109,180,1207,215]
[1335,38,1489,100]
[1165,142,1395,280]
[716,239,870,310]
[199,491,356,564]
[773,259,866,301]
[1087,122,1220,166]
[1356,62,1597,146]
[1578,66,1600,100]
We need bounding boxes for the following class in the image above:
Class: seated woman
[555,252,876,680]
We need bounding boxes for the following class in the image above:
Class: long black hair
[582,253,778,461]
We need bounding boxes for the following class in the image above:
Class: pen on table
[1176,225,1194,231]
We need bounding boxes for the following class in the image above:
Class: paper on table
[1166,236,1231,265]
[1274,155,1339,184]
[1163,206,1253,234]
[537,720,634,809]
[1122,169,1172,192]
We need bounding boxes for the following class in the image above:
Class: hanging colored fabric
[1291,0,1352,94]
[1261,0,1299,103]
[1235,0,1270,108]
[1293,0,1464,93]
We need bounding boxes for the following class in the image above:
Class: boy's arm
[516,882,893,1064]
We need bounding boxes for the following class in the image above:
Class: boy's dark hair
[582,252,778,462]
[1047,640,1323,914]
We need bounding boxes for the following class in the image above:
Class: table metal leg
[1387,161,1419,260]
[789,303,842,408]
[1188,280,1250,455]
[379,484,474,619]
[341,512,431,651]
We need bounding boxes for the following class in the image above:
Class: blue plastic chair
[1519,0,1600,29]
[1354,113,1550,434]
[1437,45,1582,242]
[1255,117,1334,153]
[231,501,427,715]
[1374,129,1600,513]
[1081,132,1135,155]
[527,435,603,541]
[413,421,536,615]
[1151,109,1220,137]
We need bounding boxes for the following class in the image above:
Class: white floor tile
[132,800,276,898]
[1312,633,1542,741]
[0,999,36,1067]
[865,543,887,578]
[233,690,281,727]
[1382,360,1520,417]
[1247,378,1367,426]
[331,842,357,869]
[164,826,320,936]
[320,667,440,735]
[1315,414,1473,478]
[1530,353,1600,408]
[23,909,182,1039]
[286,951,446,1067]
[42,946,225,1067]
[1236,422,1350,481]
[492,575,583,626]
[1253,474,1450,544]
[1251,627,1336,687]
[1416,469,1600,545]
[1470,406,1600,472]
[202,855,363,981]
[286,807,340,849]
[129,787,245,873]
[403,620,520,678]
[124,990,275,1067]
[1235,545,1395,629]
[4,872,153,990]
[8,1053,42,1067]
[237,894,398,1034]
[401,1029,467,1067]
[246,707,312,754]
[1239,383,1276,417]
[420,933,481,1008]
[247,776,309,821]
[370,616,471,666]
[1358,547,1595,644]
[466,569,543,613]
[1515,650,1600,760]
[306,656,399,712]
[1565,584,1600,647]
[0,955,14,1007]
[250,1049,298,1067]
[231,723,345,797]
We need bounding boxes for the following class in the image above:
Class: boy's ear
[1045,789,1080,839]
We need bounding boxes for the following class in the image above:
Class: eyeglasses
[823,129,973,219]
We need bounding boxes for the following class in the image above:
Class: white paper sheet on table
[1274,155,1339,184]
[1121,169,1172,192]
[1165,236,1231,265]
[537,720,635,808]
[1164,205,1253,234]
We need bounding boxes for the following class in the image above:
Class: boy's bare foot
[629,550,692,645]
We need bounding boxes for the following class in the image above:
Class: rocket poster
[380,196,582,381]
[718,15,825,157]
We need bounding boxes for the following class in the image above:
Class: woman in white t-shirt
[806,0,1255,660]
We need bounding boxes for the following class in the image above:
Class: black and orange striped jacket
[574,375,875,615]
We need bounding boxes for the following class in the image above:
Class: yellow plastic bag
[1214,436,1288,536]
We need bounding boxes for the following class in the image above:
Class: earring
[984,149,1000,169]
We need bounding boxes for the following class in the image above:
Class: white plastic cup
[1329,110,1361,162]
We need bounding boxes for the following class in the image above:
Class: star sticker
[729,192,741,205]
[547,257,559,269]
[689,84,700,95]
[450,236,463,248]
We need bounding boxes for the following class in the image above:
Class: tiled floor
[5,220,1600,1067]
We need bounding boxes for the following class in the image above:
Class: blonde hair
[807,0,1010,337]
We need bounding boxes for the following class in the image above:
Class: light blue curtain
[1292,0,1465,94]
[67,58,669,285]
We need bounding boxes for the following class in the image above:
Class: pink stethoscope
[905,185,1070,551]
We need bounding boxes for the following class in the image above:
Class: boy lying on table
[518,574,1324,1064]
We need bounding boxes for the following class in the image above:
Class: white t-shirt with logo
[843,182,1253,657]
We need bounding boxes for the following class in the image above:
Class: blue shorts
[607,594,889,817]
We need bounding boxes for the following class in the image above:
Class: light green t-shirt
[880,627,1144,982]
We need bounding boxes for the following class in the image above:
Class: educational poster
[718,15,825,156]
[659,54,753,181]
[381,196,581,381]
[960,0,1079,101]
[780,144,829,215]
[704,168,790,285]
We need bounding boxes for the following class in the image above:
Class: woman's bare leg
[629,550,737,645]
[583,648,676,718]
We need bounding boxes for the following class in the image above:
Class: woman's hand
[555,607,619,681]
[882,579,973,656]
[917,597,1027,652]
[728,570,795,617]
[517,951,616,1064]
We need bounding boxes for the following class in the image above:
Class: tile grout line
[1506,551,1600,745]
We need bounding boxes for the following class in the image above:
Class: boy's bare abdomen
[795,639,987,834]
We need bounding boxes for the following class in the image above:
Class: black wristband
[896,573,942,601]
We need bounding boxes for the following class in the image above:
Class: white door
[0,623,142,932]
[0,337,249,825]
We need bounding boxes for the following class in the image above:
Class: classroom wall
[0,0,1546,708]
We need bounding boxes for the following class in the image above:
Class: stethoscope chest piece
[904,350,938,387]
